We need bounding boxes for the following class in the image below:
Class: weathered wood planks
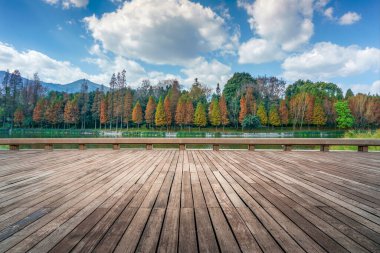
[0,150,379,252]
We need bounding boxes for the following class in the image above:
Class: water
[0,128,346,138]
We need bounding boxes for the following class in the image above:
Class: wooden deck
[0,150,379,253]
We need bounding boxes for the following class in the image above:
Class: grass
[330,129,380,151]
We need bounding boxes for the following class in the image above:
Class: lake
[0,128,346,138]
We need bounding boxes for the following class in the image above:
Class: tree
[365,97,380,127]
[145,96,156,128]
[155,97,166,128]
[33,99,45,127]
[335,101,354,129]
[289,92,309,129]
[349,94,368,128]
[219,95,229,130]
[242,115,261,129]
[91,89,102,129]
[238,96,247,127]
[245,86,255,115]
[175,96,186,129]
[169,80,180,123]
[64,99,79,127]
[223,72,255,102]
[305,95,315,126]
[132,101,143,128]
[312,102,327,127]
[210,99,221,129]
[189,78,211,104]
[13,108,24,127]
[123,90,133,130]
[257,103,268,126]
[185,99,194,130]
[345,89,354,99]
[269,106,281,127]
[100,98,108,128]
[79,80,89,129]
[279,100,289,126]
[164,95,172,130]
[194,102,207,130]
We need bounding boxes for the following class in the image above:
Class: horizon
[0,0,379,93]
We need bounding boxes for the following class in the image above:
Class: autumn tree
[175,96,186,129]
[33,99,45,127]
[245,87,255,115]
[279,100,289,126]
[257,103,268,126]
[123,90,133,130]
[238,96,247,127]
[210,99,221,130]
[194,102,207,130]
[305,95,315,126]
[219,95,229,130]
[169,80,180,123]
[132,101,143,128]
[349,94,368,128]
[164,95,172,129]
[185,99,194,131]
[269,106,280,127]
[365,97,380,126]
[145,96,156,128]
[91,89,102,129]
[155,97,166,128]
[289,92,309,129]
[100,98,108,129]
[312,102,327,128]
[13,108,24,127]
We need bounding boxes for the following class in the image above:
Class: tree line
[1,70,379,131]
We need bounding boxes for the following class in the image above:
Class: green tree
[210,99,221,129]
[269,106,281,127]
[223,72,255,102]
[194,102,207,130]
[242,115,261,129]
[345,89,354,99]
[334,101,354,129]
[155,96,166,128]
[257,103,268,126]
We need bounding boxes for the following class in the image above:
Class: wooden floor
[0,150,379,253]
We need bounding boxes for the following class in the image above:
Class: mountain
[0,70,108,93]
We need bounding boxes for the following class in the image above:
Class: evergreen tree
[345,89,354,99]
[269,106,281,127]
[219,95,229,130]
[145,96,156,128]
[132,101,143,128]
[210,99,221,129]
[257,103,268,126]
[334,101,354,129]
[155,96,166,128]
[312,102,327,127]
[194,102,207,130]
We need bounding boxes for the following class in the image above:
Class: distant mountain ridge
[0,70,107,93]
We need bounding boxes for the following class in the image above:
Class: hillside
[0,71,107,93]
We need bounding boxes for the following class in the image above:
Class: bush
[242,115,261,129]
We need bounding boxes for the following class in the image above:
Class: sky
[0,0,379,94]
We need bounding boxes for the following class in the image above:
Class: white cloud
[237,0,314,64]
[84,0,229,65]
[0,42,90,84]
[339,12,361,25]
[282,42,380,81]
[180,57,232,88]
[323,7,334,20]
[352,80,380,95]
[238,38,285,64]
[43,0,88,8]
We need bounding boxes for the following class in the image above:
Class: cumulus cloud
[180,57,232,88]
[84,0,229,65]
[282,42,380,81]
[237,0,314,64]
[339,12,361,25]
[323,7,334,20]
[43,0,88,8]
[238,39,285,64]
[352,80,380,95]
[0,42,89,83]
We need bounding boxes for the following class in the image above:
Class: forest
[0,70,379,131]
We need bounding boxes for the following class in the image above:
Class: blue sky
[0,0,379,94]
